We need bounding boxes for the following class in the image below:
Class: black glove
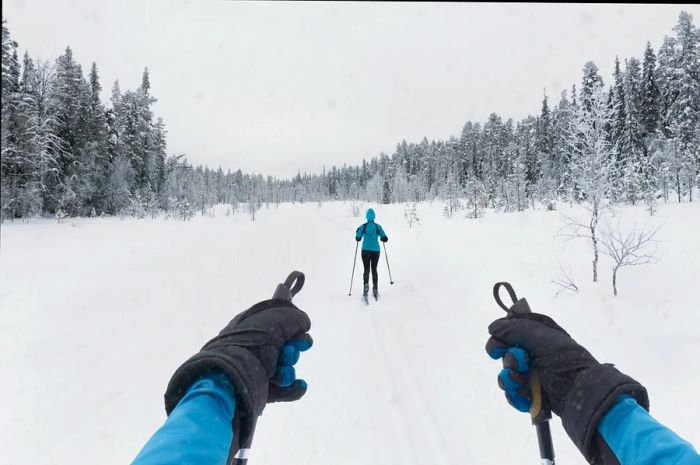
[380,236,388,242]
[356,237,361,242]
[165,298,312,455]
[486,312,648,463]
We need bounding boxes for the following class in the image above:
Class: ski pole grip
[272,271,305,302]
[529,371,551,425]
[492,282,552,424]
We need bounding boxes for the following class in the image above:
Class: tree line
[1,12,698,221]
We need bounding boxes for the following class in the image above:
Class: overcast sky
[4,2,699,177]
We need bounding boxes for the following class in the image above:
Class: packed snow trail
[1,201,699,465]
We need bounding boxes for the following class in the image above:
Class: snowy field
[1,200,699,465]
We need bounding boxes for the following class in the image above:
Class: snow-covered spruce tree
[464,177,487,219]
[640,43,661,139]
[609,56,628,202]
[537,92,554,187]
[391,163,410,203]
[128,189,149,219]
[562,83,616,283]
[638,42,662,207]
[620,57,647,206]
[520,118,540,210]
[404,202,420,228]
[178,198,193,221]
[655,13,700,203]
[230,191,239,215]
[82,62,111,215]
[146,189,159,219]
[16,58,66,218]
[0,25,49,220]
[552,89,574,199]
[441,169,462,216]
[248,200,258,221]
[665,12,700,202]
[581,61,605,113]
[109,156,133,214]
[365,171,383,204]
[246,179,261,221]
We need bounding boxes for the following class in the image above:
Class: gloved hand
[356,237,361,242]
[486,312,648,462]
[165,298,312,453]
[380,236,388,242]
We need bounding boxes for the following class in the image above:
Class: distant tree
[404,202,420,227]
[601,220,659,296]
[580,61,605,112]
[464,178,487,219]
[640,42,661,137]
[441,169,462,216]
[178,198,193,221]
[561,85,615,283]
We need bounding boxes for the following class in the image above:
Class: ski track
[369,308,453,465]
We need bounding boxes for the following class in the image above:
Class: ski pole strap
[272,271,305,301]
[493,282,518,312]
[283,271,305,298]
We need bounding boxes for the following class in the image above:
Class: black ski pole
[232,271,305,465]
[348,242,359,296]
[382,242,394,285]
[492,282,555,465]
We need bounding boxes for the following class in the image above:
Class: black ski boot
[373,286,379,301]
[362,283,369,305]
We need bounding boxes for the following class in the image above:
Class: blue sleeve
[598,396,700,465]
[131,371,236,465]
[378,224,386,238]
[355,225,362,240]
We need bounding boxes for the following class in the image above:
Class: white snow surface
[1,201,699,465]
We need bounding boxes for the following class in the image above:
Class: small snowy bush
[351,202,362,218]
[178,199,194,221]
[542,197,557,211]
[404,203,420,227]
[55,208,68,224]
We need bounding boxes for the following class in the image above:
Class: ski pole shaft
[535,421,555,464]
[530,371,555,464]
[382,242,394,285]
[348,242,359,295]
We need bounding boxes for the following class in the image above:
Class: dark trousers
[361,250,380,288]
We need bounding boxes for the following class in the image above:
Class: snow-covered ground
[1,200,698,465]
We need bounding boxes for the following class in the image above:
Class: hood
[366,208,376,222]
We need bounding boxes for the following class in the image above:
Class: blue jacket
[356,208,387,252]
[132,375,699,465]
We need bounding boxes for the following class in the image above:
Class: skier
[486,309,699,465]
[355,208,388,300]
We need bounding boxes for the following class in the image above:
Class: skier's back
[355,208,388,299]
